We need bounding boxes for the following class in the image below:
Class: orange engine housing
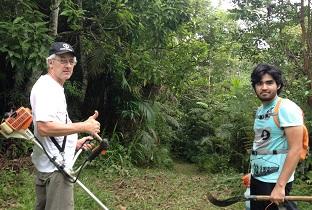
[5,107,32,130]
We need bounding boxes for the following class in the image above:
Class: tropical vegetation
[1,0,312,209]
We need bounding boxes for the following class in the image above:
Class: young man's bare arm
[270,126,303,205]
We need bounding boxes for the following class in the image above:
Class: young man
[30,42,101,210]
[250,63,303,210]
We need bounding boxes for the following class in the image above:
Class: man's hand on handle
[270,184,286,206]
[76,136,94,150]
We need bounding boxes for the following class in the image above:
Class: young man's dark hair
[251,63,284,95]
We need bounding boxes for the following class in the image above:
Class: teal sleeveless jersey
[250,96,303,183]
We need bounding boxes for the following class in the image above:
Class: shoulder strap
[49,136,67,153]
[49,115,68,153]
[273,97,283,128]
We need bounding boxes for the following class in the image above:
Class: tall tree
[230,0,311,102]
[50,0,62,35]
[299,0,312,91]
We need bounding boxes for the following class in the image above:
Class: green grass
[74,162,245,210]
[1,162,311,210]
[0,170,34,210]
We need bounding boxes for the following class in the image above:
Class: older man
[30,42,101,210]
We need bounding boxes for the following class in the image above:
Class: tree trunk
[76,0,87,93]
[299,0,312,105]
[49,0,62,36]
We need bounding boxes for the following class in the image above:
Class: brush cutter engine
[0,107,34,140]
[0,107,109,210]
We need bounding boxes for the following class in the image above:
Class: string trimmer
[207,192,312,207]
[0,107,110,210]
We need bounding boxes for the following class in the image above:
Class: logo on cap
[60,43,72,51]
[49,42,75,55]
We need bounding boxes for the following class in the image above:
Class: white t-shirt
[30,74,78,172]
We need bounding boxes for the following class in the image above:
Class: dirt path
[0,159,245,209]
[76,162,245,210]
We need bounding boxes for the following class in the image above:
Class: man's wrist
[74,122,86,133]
[276,181,286,188]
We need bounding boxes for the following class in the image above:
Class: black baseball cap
[49,42,75,56]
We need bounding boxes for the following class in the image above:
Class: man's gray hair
[46,54,77,67]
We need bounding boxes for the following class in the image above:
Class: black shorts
[250,176,298,210]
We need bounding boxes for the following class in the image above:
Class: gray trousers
[35,170,74,210]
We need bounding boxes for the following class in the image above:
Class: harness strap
[49,115,67,153]
[273,97,283,128]
[49,136,67,152]
[251,149,288,155]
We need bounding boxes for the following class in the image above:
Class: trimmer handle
[87,138,109,162]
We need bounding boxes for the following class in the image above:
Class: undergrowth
[0,162,245,210]
[1,161,311,210]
